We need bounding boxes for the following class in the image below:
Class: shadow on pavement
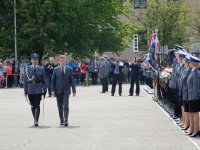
[28,126,52,129]
[56,125,80,129]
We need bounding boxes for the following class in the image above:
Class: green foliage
[0,0,135,59]
[192,11,200,40]
[141,0,190,48]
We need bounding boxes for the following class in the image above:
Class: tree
[192,11,200,40]
[0,0,135,59]
[133,0,190,49]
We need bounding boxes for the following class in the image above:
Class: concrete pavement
[0,84,200,150]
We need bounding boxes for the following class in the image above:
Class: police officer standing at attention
[129,58,141,96]
[24,53,47,127]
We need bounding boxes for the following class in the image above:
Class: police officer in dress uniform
[180,54,191,130]
[24,53,47,127]
[186,55,200,137]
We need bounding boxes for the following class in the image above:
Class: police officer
[129,59,141,96]
[180,54,191,130]
[186,55,200,137]
[24,53,47,127]
[98,57,107,93]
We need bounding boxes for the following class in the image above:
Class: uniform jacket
[187,68,200,101]
[24,65,47,94]
[181,68,191,100]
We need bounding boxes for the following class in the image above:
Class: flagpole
[14,0,17,62]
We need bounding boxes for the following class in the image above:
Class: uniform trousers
[28,94,42,121]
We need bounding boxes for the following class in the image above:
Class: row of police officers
[167,47,200,137]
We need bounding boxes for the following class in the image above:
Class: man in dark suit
[129,59,141,96]
[51,55,76,127]
[111,59,124,96]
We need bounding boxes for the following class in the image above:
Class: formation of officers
[161,47,200,137]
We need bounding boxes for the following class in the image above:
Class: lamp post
[14,0,17,62]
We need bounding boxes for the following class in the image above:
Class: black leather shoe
[129,95,133,96]
[136,94,139,96]
[111,94,114,96]
[64,122,68,127]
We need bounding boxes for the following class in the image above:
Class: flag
[154,34,161,52]
[148,33,161,53]
[148,34,154,47]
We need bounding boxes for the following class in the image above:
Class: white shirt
[60,65,66,74]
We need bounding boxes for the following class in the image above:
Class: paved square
[0,85,199,150]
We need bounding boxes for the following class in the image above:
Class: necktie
[61,67,64,77]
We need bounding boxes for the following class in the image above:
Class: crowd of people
[0,56,154,96]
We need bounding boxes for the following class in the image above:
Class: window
[133,0,147,9]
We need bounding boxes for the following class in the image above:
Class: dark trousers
[56,94,69,123]
[46,75,52,96]
[80,74,86,84]
[146,77,153,89]
[101,77,107,92]
[28,94,42,121]
[7,75,13,88]
[91,72,98,85]
[105,75,109,91]
[108,72,113,84]
[111,74,122,95]
[140,75,145,85]
[75,74,80,85]
[129,76,140,95]
[28,94,42,109]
